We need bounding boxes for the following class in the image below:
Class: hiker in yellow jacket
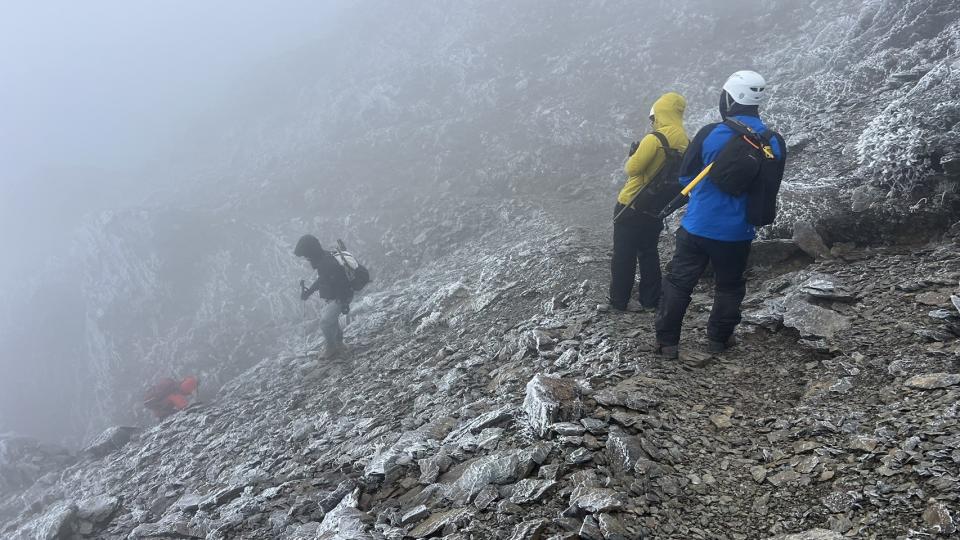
[609,92,688,311]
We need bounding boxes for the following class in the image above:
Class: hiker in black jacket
[295,234,353,358]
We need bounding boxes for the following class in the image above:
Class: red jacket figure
[144,376,198,419]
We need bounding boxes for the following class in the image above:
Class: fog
[1,1,345,442]
[0,1,339,283]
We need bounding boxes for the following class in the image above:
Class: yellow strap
[680,163,713,196]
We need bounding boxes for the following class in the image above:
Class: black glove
[628,141,640,157]
[340,303,350,315]
[300,280,314,301]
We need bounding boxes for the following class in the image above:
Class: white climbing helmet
[722,70,767,106]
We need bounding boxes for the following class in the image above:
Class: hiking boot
[707,337,737,354]
[655,343,679,360]
[605,300,645,313]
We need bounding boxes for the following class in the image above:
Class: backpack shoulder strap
[332,249,357,279]
[764,129,786,161]
[723,118,775,157]
[650,130,670,150]
[723,118,757,137]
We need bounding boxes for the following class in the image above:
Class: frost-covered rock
[12,502,76,540]
[315,489,374,540]
[746,272,854,339]
[568,487,627,514]
[523,374,578,438]
[605,427,646,475]
[83,426,139,458]
[445,446,548,503]
[364,417,455,477]
[765,530,842,540]
[782,297,851,339]
[904,373,960,390]
[76,495,120,523]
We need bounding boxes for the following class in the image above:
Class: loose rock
[523,374,578,438]
[905,373,960,390]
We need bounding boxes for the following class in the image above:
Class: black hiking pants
[609,203,663,309]
[655,227,751,345]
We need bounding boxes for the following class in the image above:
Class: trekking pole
[299,279,308,350]
[613,189,645,223]
[658,163,714,220]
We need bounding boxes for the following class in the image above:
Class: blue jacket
[679,114,785,242]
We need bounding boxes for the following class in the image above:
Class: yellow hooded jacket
[617,92,689,206]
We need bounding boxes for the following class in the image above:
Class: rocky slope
[2,1,960,537]
[3,209,959,538]
[3,0,960,446]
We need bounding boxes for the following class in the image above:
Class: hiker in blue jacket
[655,71,787,359]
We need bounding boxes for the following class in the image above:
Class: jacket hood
[652,92,686,130]
[294,234,324,260]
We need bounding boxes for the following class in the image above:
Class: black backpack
[615,131,684,221]
[332,240,371,291]
[711,119,786,226]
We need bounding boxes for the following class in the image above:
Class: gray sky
[0,0,339,282]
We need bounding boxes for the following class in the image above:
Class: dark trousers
[655,227,751,345]
[610,204,663,309]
